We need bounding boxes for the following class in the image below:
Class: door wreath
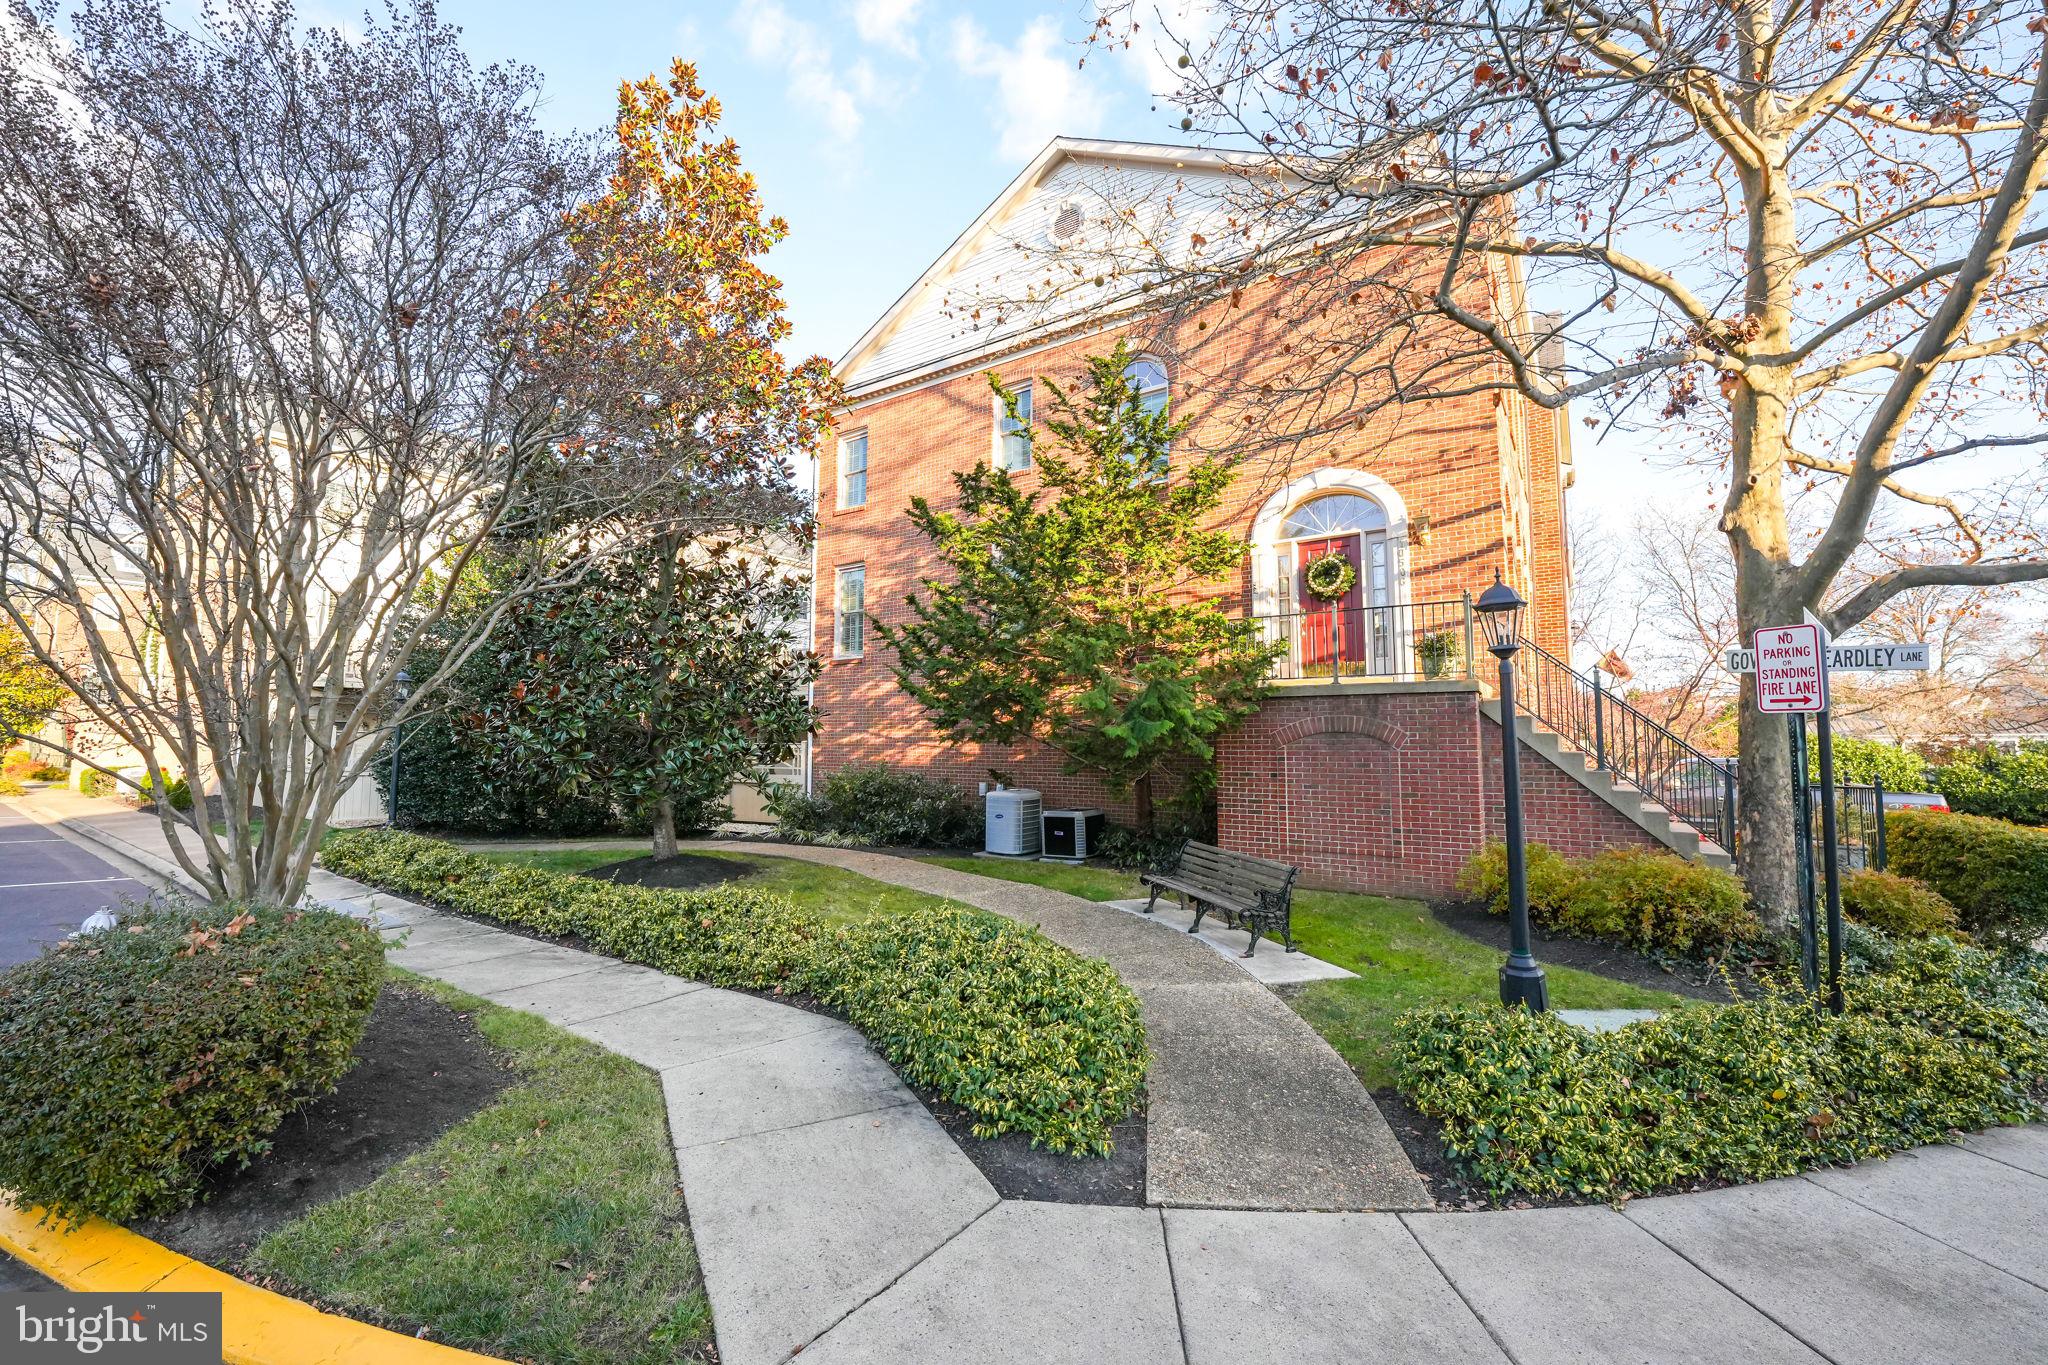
[1303,551,1358,603]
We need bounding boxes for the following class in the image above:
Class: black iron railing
[1513,638,1739,852]
[1807,781,1888,872]
[1250,596,1476,685]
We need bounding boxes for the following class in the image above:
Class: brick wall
[1217,685,1663,899]
[812,234,1573,815]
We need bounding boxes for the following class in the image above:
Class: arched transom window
[1281,492,1387,540]
[1123,355,1169,420]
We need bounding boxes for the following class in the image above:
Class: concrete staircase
[1480,698,1735,872]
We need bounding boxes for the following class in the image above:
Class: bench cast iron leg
[1188,899,1207,933]
[1242,921,1262,958]
[1142,886,1159,915]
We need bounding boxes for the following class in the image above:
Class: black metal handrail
[1512,638,1739,852]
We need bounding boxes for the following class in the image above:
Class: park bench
[1139,840,1300,956]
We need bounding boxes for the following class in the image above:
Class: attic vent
[1051,201,1083,241]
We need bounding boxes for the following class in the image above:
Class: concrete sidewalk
[22,796,2048,1365]
[679,839,1427,1213]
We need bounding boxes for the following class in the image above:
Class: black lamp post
[386,669,411,829]
[1476,574,1549,1012]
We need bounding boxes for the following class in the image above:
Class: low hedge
[1458,842,1759,956]
[766,763,982,849]
[321,829,1147,1154]
[1887,810,2048,949]
[0,904,384,1224]
[1840,869,1961,939]
[1396,933,2048,1198]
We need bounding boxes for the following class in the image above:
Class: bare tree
[0,1,769,905]
[1027,0,2048,926]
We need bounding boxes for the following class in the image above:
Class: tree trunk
[651,797,678,861]
[1133,773,1155,833]
[1734,701,1799,932]
[1721,142,1805,936]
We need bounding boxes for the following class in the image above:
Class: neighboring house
[800,137,1709,896]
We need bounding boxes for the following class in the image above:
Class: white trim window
[995,382,1033,471]
[1122,354,1170,474]
[1124,355,1168,422]
[834,564,867,657]
[838,430,869,509]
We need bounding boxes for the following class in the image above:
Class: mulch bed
[1429,899,1755,1002]
[587,852,772,890]
[590,854,1151,1208]
[132,984,513,1268]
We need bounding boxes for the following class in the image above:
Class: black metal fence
[1250,596,1476,685]
[1805,781,1888,872]
[1513,638,1739,853]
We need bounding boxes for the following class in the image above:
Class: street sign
[1754,623,1829,714]
[1723,640,1929,674]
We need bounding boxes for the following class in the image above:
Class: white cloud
[851,0,923,58]
[950,15,1106,162]
[735,1,875,149]
[1112,0,1221,109]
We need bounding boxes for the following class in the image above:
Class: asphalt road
[0,800,146,969]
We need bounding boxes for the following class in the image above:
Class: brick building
[809,138,1700,895]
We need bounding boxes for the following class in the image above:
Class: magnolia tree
[0,2,816,904]
[1044,0,2048,927]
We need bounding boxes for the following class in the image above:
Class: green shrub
[1458,843,1757,955]
[1932,744,2048,827]
[1887,810,2048,949]
[1569,849,1759,955]
[77,769,114,798]
[321,829,1147,1154]
[825,908,1146,1149]
[1456,840,1582,921]
[1841,869,1962,939]
[766,763,982,849]
[0,904,384,1224]
[1807,734,1928,791]
[373,715,632,837]
[1396,934,2047,1199]
[137,771,193,812]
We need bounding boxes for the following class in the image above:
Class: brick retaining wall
[1216,684,1663,899]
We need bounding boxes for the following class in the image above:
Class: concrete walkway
[17,796,2048,1365]
[672,839,1426,1212]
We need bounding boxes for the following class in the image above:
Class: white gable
[837,138,1266,398]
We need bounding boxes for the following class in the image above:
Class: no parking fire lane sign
[1753,623,1829,714]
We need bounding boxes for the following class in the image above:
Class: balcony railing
[1250,596,1477,685]
[1246,598,1738,853]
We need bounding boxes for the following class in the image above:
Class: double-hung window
[1123,355,1170,476]
[838,431,868,509]
[995,383,1033,471]
[834,564,866,657]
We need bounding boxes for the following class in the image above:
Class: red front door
[1297,535,1364,668]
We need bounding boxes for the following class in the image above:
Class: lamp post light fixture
[386,669,412,829]
[1475,574,1549,1013]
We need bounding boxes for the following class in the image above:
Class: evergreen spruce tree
[881,343,1276,829]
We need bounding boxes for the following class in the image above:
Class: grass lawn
[917,854,1145,903]
[1285,890,1686,1088]
[250,971,712,1364]
[898,855,1689,1091]
[476,846,962,927]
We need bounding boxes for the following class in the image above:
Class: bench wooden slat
[1137,839,1299,956]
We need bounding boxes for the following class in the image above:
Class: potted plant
[1418,629,1461,680]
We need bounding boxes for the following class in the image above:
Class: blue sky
[426,0,1176,366]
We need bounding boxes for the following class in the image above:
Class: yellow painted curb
[0,1200,503,1365]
